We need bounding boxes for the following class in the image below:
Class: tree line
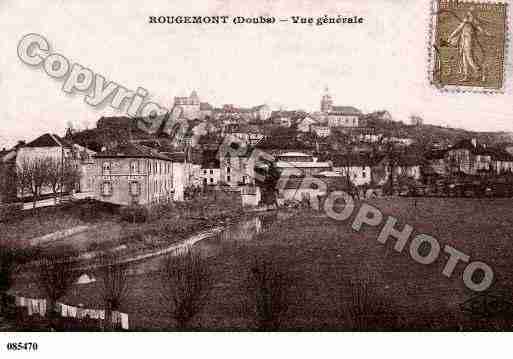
[5,156,82,209]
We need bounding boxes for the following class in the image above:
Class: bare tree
[47,160,63,204]
[100,254,129,331]
[336,156,359,200]
[62,162,81,195]
[0,242,38,315]
[0,162,17,203]
[38,255,75,326]
[15,159,33,202]
[340,272,400,330]
[17,157,53,209]
[161,249,211,329]
[248,256,288,331]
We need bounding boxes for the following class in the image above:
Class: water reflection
[123,212,283,276]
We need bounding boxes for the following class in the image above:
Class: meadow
[8,197,513,330]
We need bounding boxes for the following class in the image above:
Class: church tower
[320,87,333,113]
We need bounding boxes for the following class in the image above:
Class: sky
[1,0,513,148]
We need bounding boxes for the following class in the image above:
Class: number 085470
[6,342,38,351]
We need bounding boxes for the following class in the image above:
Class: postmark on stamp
[429,0,508,92]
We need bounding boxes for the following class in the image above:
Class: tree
[38,255,75,327]
[0,242,38,315]
[161,250,211,329]
[335,156,359,199]
[47,160,63,204]
[15,159,33,201]
[100,254,129,331]
[254,159,281,207]
[17,157,53,209]
[0,162,17,203]
[248,256,288,330]
[339,270,401,330]
[62,162,81,195]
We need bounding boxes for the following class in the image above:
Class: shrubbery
[0,203,23,223]
[59,199,119,222]
[119,205,149,223]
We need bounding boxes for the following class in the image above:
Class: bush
[0,203,23,223]
[59,199,119,222]
[120,205,148,223]
[161,250,211,329]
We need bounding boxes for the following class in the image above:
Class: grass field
[8,197,513,330]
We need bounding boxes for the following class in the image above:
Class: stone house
[326,106,362,128]
[332,154,372,186]
[276,152,332,177]
[15,133,96,198]
[93,143,184,206]
[220,151,256,187]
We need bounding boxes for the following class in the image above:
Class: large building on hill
[173,91,213,120]
[213,104,271,122]
[320,88,362,128]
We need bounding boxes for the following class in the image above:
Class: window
[210,178,214,183]
[130,181,140,196]
[362,170,366,178]
[227,175,231,182]
[210,169,213,174]
[227,167,231,173]
[102,181,113,196]
[102,162,111,175]
[130,161,138,174]
[204,170,207,174]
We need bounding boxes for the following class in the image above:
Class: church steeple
[321,87,333,113]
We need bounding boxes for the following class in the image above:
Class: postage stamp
[429,0,508,92]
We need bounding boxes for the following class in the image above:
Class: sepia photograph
[1,0,513,357]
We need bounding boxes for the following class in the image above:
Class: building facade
[173,91,201,120]
[276,152,332,177]
[220,153,256,187]
[15,133,96,198]
[326,106,361,128]
[320,89,361,128]
[93,143,183,206]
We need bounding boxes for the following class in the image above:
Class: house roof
[276,161,331,168]
[450,139,489,155]
[425,149,446,160]
[316,171,342,177]
[201,155,220,169]
[94,142,173,161]
[483,147,513,161]
[25,133,71,148]
[396,155,423,166]
[279,152,312,157]
[329,106,362,115]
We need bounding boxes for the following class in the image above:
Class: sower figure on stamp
[445,8,493,81]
